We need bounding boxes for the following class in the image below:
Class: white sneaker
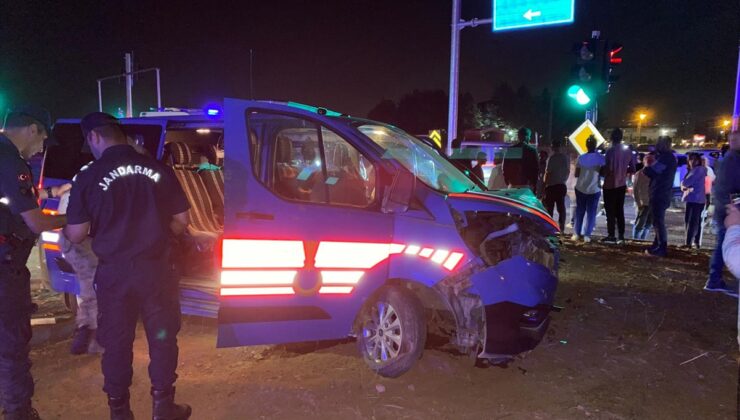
[570,234,580,241]
[583,236,592,243]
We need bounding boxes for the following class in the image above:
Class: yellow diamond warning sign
[568,120,606,155]
[428,130,443,149]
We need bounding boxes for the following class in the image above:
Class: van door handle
[236,212,274,221]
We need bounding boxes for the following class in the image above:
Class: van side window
[320,127,376,207]
[247,111,375,208]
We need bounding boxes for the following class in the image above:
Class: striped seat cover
[164,142,221,233]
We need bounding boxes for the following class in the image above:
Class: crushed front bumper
[468,255,558,356]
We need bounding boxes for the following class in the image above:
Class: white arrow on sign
[523,9,542,21]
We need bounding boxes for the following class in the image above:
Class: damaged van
[39,99,559,377]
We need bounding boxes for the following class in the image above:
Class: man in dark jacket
[643,136,677,257]
[705,131,740,296]
[503,127,538,190]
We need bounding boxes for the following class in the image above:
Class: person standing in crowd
[632,152,654,240]
[471,151,487,183]
[681,154,707,249]
[64,113,192,420]
[705,132,740,296]
[536,150,549,199]
[503,127,538,190]
[0,106,68,420]
[487,152,507,190]
[572,136,605,242]
[643,136,677,257]
[697,155,716,246]
[723,203,740,279]
[58,189,101,355]
[601,128,635,244]
[543,138,570,232]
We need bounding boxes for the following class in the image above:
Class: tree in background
[366,90,477,138]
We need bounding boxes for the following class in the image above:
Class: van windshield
[358,124,480,193]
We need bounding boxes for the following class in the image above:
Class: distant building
[608,125,679,143]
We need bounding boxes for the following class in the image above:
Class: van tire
[356,286,426,378]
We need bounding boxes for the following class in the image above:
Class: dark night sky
[1,0,738,125]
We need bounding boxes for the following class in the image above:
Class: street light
[637,113,647,140]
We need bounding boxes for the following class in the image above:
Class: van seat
[199,145,224,226]
[164,142,222,234]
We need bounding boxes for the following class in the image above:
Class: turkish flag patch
[18,173,29,182]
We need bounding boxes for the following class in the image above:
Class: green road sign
[493,0,574,32]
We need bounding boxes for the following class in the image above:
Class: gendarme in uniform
[65,113,190,419]
[0,134,37,418]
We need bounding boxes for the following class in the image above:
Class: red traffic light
[609,45,623,64]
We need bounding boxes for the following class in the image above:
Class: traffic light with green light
[567,85,592,107]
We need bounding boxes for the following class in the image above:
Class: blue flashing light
[204,104,223,118]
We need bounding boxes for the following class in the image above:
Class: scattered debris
[594,298,614,310]
[679,352,709,366]
[375,384,386,393]
[407,384,415,392]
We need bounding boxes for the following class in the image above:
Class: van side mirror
[381,168,415,214]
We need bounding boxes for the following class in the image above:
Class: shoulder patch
[18,173,30,182]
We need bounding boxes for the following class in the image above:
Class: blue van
[38,99,559,377]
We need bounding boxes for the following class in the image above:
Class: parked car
[38,100,560,377]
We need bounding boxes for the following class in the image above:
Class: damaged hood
[446,188,559,234]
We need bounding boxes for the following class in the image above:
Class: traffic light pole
[446,0,492,156]
[585,101,598,125]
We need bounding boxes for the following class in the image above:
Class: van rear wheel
[357,287,426,378]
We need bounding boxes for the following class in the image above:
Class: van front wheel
[357,287,426,378]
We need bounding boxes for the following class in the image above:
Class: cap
[7,105,52,133]
[80,112,119,138]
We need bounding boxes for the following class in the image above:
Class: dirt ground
[28,240,738,419]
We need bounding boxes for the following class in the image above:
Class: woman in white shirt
[572,136,606,242]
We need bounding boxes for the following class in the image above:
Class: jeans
[633,205,653,240]
[708,227,726,286]
[651,201,670,252]
[603,186,627,239]
[684,202,704,247]
[0,264,34,414]
[543,184,567,231]
[574,190,601,237]
[95,258,181,397]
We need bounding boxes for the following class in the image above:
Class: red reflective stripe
[443,252,465,270]
[418,248,434,258]
[389,243,406,253]
[222,239,305,268]
[220,287,294,296]
[320,271,365,285]
[404,245,421,255]
[318,286,354,294]
[220,270,297,286]
[430,250,450,264]
[315,242,398,269]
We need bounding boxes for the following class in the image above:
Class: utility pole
[446,0,492,156]
[125,52,134,118]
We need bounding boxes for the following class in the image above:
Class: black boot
[3,405,41,420]
[108,393,134,420]
[151,387,191,420]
